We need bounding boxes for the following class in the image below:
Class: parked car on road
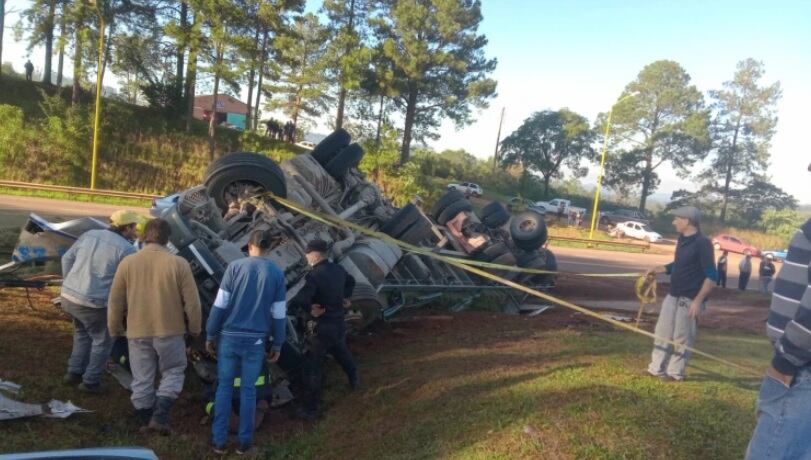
[507,197,546,214]
[534,198,586,217]
[295,141,316,150]
[762,249,788,262]
[447,182,483,197]
[712,234,760,256]
[612,221,662,243]
[598,208,650,227]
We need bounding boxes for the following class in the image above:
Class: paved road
[0,194,776,292]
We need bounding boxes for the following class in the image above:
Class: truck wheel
[380,203,422,238]
[311,128,351,165]
[347,282,383,332]
[325,143,364,179]
[517,249,557,288]
[481,202,510,228]
[510,211,548,251]
[402,253,431,281]
[399,218,435,244]
[431,190,466,220]
[437,199,472,226]
[204,152,287,212]
[478,241,511,261]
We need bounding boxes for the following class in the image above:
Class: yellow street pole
[588,93,634,240]
[90,2,104,189]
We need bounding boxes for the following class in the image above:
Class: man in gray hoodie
[60,210,142,393]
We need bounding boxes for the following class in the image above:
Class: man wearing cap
[746,162,811,458]
[60,210,142,393]
[206,229,286,455]
[644,206,717,382]
[759,254,777,294]
[108,218,201,433]
[292,238,358,421]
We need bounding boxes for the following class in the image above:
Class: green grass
[0,188,152,208]
[0,289,769,459]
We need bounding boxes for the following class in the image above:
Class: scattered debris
[107,364,133,391]
[520,305,554,317]
[0,393,90,421]
[602,313,634,323]
[0,379,22,395]
[523,425,541,438]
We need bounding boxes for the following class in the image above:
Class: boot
[134,408,152,428]
[348,372,360,392]
[144,396,174,435]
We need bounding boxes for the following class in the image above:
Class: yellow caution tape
[262,193,761,377]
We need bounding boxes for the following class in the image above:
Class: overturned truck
[2,129,557,404]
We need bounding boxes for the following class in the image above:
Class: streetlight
[588,92,637,240]
[89,0,104,189]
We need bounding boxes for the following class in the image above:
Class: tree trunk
[334,0,356,129]
[184,11,200,133]
[100,19,114,83]
[336,88,347,129]
[56,5,67,87]
[176,1,187,93]
[400,88,418,164]
[208,46,222,161]
[292,91,301,141]
[253,29,268,131]
[375,94,384,148]
[639,147,653,212]
[543,175,551,199]
[245,28,260,132]
[0,0,4,77]
[42,0,57,85]
[719,118,742,223]
[72,2,86,106]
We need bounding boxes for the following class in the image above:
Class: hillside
[0,74,304,194]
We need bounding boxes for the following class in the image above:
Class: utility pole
[491,107,505,173]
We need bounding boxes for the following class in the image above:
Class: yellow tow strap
[262,193,761,377]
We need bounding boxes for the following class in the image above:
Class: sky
[3,0,810,203]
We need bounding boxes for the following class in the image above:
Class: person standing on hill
[739,253,753,290]
[717,251,729,288]
[759,254,777,294]
[24,60,34,81]
[644,207,717,382]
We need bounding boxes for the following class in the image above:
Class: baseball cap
[305,238,329,254]
[110,210,147,227]
[672,206,701,227]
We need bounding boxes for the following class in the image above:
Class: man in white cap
[60,210,143,393]
[644,206,717,381]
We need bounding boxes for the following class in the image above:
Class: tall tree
[265,12,331,139]
[500,109,595,198]
[22,0,60,84]
[55,1,69,86]
[598,60,710,211]
[372,0,497,163]
[0,0,5,76]
[703,58,781,222]
[71,0,89,104]
[322,0,372,129]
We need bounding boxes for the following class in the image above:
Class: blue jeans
[61,299,112,385]
[211,336,265,448]
[746,368,811,459]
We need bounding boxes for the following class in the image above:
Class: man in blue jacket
[205,229,286,455]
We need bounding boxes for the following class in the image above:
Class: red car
[712,234,760,256]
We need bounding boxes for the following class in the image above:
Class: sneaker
[660,375,685,383]
[236,445,254,455]
[212,445,228,455]
[77,382,105,394]
[294,407,318,422]
[63,373,82,385]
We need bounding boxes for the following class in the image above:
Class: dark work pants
[302,320,357,412]
[739,271,751,291]
[717,270,727,288]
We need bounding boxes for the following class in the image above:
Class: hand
[205,340,217,357]
[645,267,659,278]
[267,351,281,363]
[688,299,701,319]
[311,303,325,318]
[343,299,352,309]
[766,365,794,387]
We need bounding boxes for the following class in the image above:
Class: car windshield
[641,225,654,232]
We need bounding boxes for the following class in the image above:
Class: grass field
[0,288,770,459]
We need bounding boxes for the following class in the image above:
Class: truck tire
[402,253,431,281]
[431,190,466,220]
[510,211,548,251]
[437,199,473,226]
[325,143,364,179]
[311,128,351,165]
[477,241,511,261]
[481,201,510,228]
[380,203,422,238]
[204,152,287,212]
[517,249,557,288]
[347,282,383,332]
[399,218,435,244]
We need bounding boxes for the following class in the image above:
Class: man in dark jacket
[759,254,777,294]
[717,251,728,288]
[293,238,357,420]
[746,163,811,458]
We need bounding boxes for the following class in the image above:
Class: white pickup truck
[534,198,586,216]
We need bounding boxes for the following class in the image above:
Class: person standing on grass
[739,253,753,290]
[746,162,811,459]
[60,210,140,394]
[24,59,34,81]
[206,229,286,456]
[644,207,717,382]
[108,218,201,434]
[759,254,777,294]
[717,250,729,288]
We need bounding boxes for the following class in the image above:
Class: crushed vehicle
[1,129,558,406]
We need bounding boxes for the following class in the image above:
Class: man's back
[214,257,286,337]
[61,229,135,307]
[297,260,355,322]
